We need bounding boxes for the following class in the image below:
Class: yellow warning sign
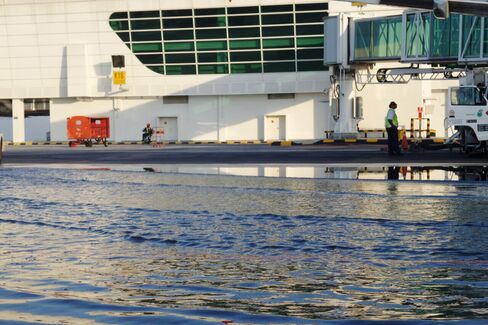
[113,71,126,85]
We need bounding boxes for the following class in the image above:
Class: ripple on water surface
[1,167,488,323]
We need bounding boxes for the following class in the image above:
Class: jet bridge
[324,9,488,138]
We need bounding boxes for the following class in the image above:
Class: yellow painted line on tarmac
[323,139,335,143]
[366,139,379,143]
[345,139,357,143]
[433,138,445,143]
[280,141,293,146]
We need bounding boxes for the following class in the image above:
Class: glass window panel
[261,5,293,13]
[354,20,372,59]
[110,12,128,20]
[131,31,162,42]
[263,38,294,48]
[136,54,164,64]
[163,18,193,29]
[166,65,196,75]
[230,39,261,50]
[197,41,227,51]
[229,27,260,38]
[432,15,454,58]
[264,61,295,72]
[296,12,325,23]
[231,63,262,73]
[297,48,322,60]
[372,19,388,57]
[296,24,323,35]
[462,15,482,58]
[116,32,130,42]
[132,43,162,53]
[198,52,228,63]
[163,30,194,41]
[195,8,225,16]
[262,14,293,25]
[131,11,159,19]
[451,87,487,105]
[196,28,227,39]
[110,20,128,31]
[406,13,431,58]
[484,17,488,57]
[230,51,261,62]
[264,50,295,61]
[130,19,161,30]
[387,17,402,57]
[227,7,259,14]
[148,66,165,74]
[262,26,294,37]
[228,15,260,27]
[165,53,195,63]
[198,64,229,74]
[297,60,326,71]
[295,3,328,11]
[450,14,461,57]
[162,9,192,17]
[196,17,227,28]
[164,42,195,52]
[296,37,323,47]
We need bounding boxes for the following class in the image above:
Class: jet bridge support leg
[332,71,359,139]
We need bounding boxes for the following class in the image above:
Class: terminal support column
[12,99,25,143]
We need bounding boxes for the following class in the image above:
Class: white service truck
[447,70,488,153]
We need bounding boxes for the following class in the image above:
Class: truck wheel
[85,141,93,147]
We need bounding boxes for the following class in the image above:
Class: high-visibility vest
[385,108,398,128]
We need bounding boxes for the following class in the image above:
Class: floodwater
[1,167,488,324]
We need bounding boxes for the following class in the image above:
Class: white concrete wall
[50,93,329,141]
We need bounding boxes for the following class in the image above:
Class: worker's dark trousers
[386,127,401,155]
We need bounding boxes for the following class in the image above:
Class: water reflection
[1,167,488,322]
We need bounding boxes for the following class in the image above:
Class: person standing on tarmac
[142,123,154,144]
[385,101,402,156]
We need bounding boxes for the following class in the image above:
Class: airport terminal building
[0,0,458,142]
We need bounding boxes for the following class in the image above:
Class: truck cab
[447,84,488,152]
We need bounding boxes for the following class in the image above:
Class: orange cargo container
[67,116,110,147]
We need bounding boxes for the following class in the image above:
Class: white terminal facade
[0,0,456,142]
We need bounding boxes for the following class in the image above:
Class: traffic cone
[401,132,409,151]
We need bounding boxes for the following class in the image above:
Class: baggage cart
[67,116,110,147]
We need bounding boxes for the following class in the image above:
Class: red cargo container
[67,116,110,147]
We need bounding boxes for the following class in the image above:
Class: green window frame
[195,17,227,28]
[130,19,161,30]
[163,18,193,29]
[231,63,262,74]
[296,37,323,47]
[230,39,261,50]
[165,53,195,64]
[132,43,163,53]
[263,50,295,61]
[198,64,229,74]
[228,27,260,38]
[197,41,228,51]
[198,52,228,63]
[230,51,261,62]
[163,30,194,41]
[131,31,162,42]
[262,26,294,37]
[264,61,295,73]
[136,54,164,64]
[263,38,294,49]
[164,42,195,52]
[196,28,227,40]
[165,65,197,75]
[262,14,294,25]
[110,20,129,31]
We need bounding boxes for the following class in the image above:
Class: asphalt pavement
[2,144,487,166]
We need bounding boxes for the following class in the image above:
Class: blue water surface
[1,167,488,324]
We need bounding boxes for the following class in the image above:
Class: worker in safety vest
[385,101,402,156]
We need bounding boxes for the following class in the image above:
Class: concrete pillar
[12,99,25,143]
[333,73,358,138]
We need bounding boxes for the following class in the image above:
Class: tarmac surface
[2,143,488,165]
